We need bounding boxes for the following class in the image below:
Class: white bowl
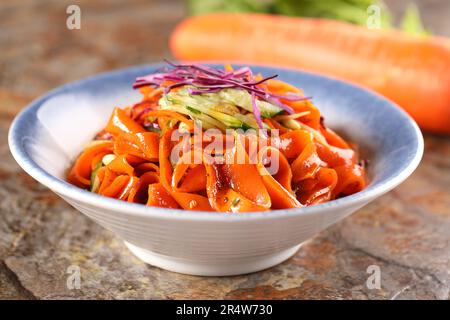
[8,64,423,276]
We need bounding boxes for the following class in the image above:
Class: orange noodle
[68,62,366,212]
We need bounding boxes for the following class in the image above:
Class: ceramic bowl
[8,63,423,276]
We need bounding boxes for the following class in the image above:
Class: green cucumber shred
[90,161,103,192]
[159,87,280,131]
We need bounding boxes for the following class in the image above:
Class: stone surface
[0,0,449,300]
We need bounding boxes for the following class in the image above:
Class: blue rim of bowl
[8,63,424,222]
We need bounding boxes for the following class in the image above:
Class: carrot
[100,175,131,198]
[106,107,145,135]
[67,141,113,187]
[128,171,160,203]
[279,130,313,160]
[159,129,212,211]
[170,13,450,134]
[147,183,180,209]
[113,132,159,161]
[333,164,366,196]
[290,142,322,183]
[107,154,134,176]
[297,167,338,205]
[256,147,301,209]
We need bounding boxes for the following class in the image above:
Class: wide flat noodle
[67,73,366,212]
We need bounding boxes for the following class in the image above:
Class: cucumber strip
[90,161,103,192]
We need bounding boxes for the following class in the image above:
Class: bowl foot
[124,242,302,276]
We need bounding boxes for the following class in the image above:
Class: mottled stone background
[0,0,449,300]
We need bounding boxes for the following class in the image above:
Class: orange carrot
[147,183,180,209]
[107,154,134,176]
[128,171,160,203]
[291,143,322,183]
[297,167,338,205]
[257,147,301,209]
[67,141,113,187]
[106,107,145,135]
[159,129,213,211]
[113,132,159,161]
[170,13,450,133]
[100,175,131,198]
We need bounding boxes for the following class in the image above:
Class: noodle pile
[68,63,366,212]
